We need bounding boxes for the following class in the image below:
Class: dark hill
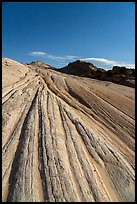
[58,60,135,88]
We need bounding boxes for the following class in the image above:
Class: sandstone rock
[2,58,135,202]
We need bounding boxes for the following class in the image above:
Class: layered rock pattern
[2,58,135,202]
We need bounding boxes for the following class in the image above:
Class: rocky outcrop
[59,60,99,76]
[58,61,135,88]
[26,61,53,69]
[2,58,135,202]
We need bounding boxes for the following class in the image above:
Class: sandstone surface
[2,58,135,202]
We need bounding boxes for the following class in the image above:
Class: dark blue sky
[2,2,135,69]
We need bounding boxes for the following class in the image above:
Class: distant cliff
[58,60,135,87]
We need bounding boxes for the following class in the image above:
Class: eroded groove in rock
[2,86,41,202]
[2,75,40,104]
[2,81,41,152]
[46,92,72,202]
[60,104,118,202]
[7,90,43,202]
[59,104,95,201]
[37,85,49,202]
